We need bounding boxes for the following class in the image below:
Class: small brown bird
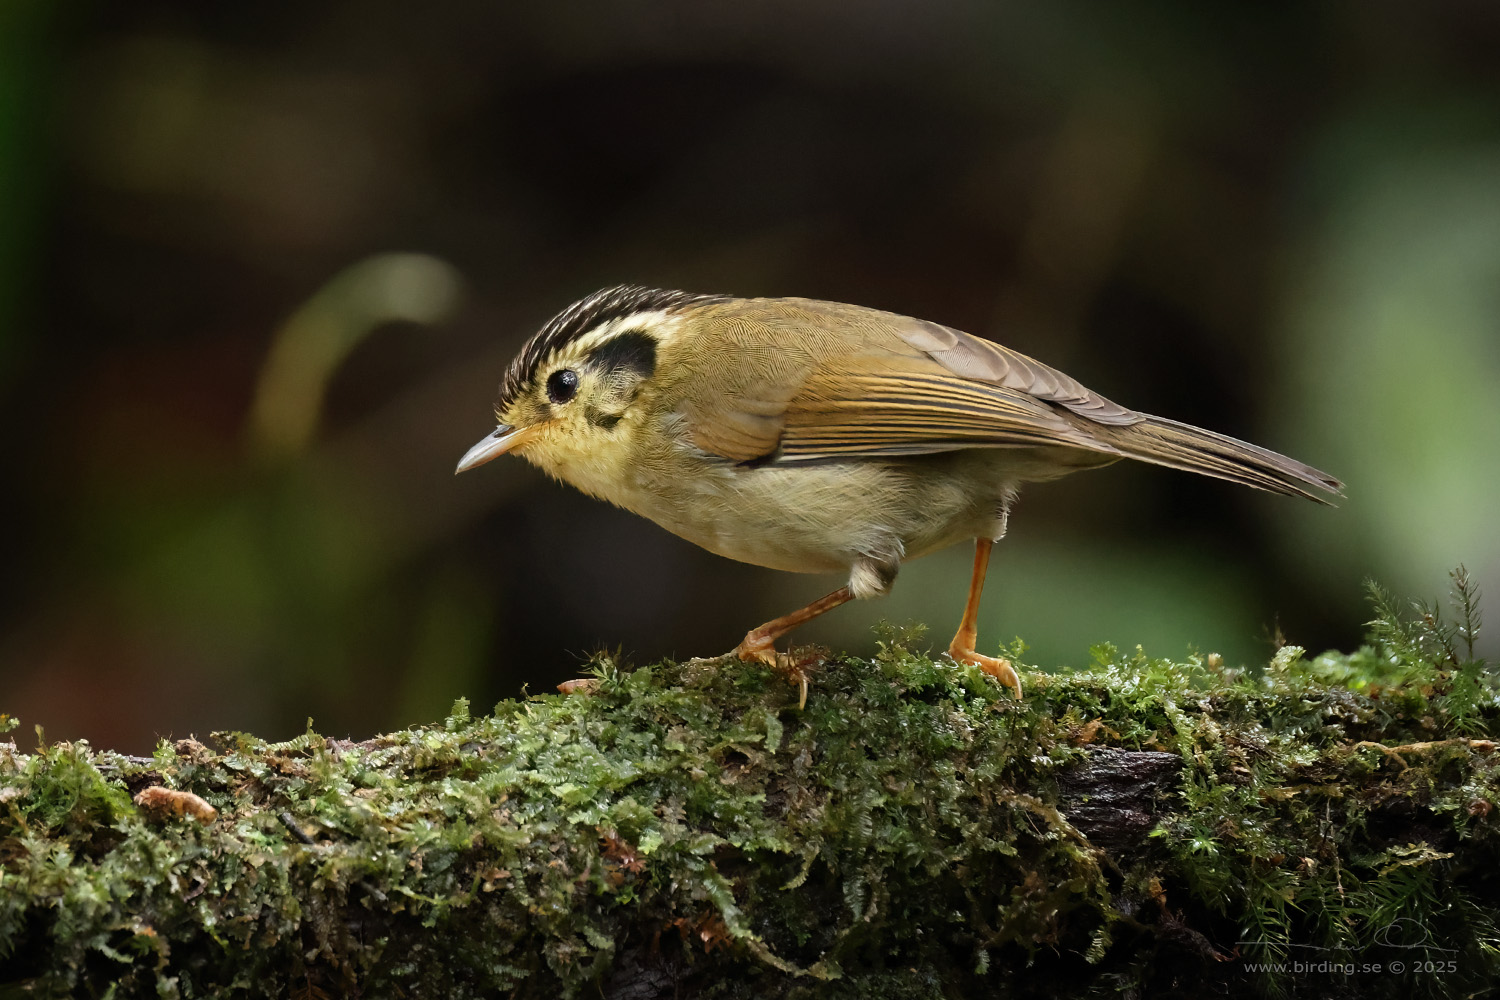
[457,286,1341,702]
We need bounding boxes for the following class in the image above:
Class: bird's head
[455,285,725,490]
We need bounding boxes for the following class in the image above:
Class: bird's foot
[734,640,827,710]
[948,644,1023,700]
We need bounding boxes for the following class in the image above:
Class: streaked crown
[497,285,727,413]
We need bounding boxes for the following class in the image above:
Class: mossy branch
[2,580,1498,999]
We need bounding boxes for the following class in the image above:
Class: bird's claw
[949,647,1023,699]
[733,642,826,710]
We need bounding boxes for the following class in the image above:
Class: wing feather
[897,319,1142,426]
[671,298,1339,502]
[774,362,1115,461]
[675,299,1142,464]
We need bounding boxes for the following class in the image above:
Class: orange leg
[734,585,854,709]
[947,538,1023,698]
[736,586,854,662]
[565,588,856,700]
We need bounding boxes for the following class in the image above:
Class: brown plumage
[458,286,1342,703]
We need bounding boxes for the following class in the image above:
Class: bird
[456,285,1341,704]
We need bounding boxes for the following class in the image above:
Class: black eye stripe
[546,368,579,404]
[587,407,623,429]
[585,330,657,380]
[497,287,725,413]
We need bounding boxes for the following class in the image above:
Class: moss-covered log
[2,587,1498,999]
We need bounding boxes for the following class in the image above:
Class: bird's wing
[677,300,1340,501]
[680,301,1137,463]
[890,317,1143,427]
[771,352,1118,461]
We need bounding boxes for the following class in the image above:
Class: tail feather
[1096,415,1344,504]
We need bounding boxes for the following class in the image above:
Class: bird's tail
[1096,415,1343,504]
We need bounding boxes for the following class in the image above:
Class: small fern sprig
[1450,565,1482,664]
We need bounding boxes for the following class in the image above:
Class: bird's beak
[454,424,537,474]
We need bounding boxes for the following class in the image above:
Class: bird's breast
[605,444,1012,575]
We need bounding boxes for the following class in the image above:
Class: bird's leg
[947,538,1023,698]
[736,585,854,662]
[734,585,854,708]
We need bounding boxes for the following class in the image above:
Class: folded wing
[776,358,1113,459]
[682,301,1342,503]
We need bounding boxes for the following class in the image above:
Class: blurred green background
[2,2,1496,753]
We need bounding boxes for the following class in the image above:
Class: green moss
[1,577,1497,998]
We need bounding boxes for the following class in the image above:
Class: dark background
[3,1,1498,753]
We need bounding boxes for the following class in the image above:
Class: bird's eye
[546,368,579,404]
